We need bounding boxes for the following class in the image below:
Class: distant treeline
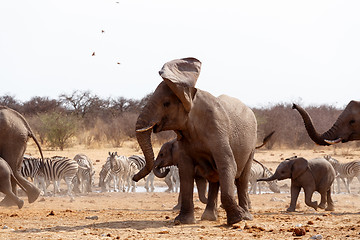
[0,91,350,150]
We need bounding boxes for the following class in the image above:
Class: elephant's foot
[0,196,17,207]
[226,206,251,225]
[174,213,195,224]
[16,199,24,209]
[27,187,41,203]
[306,201,318,211]
[318,203,326,209]
[172,203,181,210]
[201,209,218,221]
[286,207,296,212]
[325,205,335,211]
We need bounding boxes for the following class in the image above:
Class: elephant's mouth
[153,160,171,178]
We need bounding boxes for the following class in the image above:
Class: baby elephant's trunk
[257,174,277,182]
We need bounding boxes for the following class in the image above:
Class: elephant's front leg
[201,181,219,221]
[304,187,317,210]
[287,185,301,212]
[175,158,195,224]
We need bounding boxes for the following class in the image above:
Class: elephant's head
[258,157,308,182]
[153,139,179,178]
[133,57,201,182]
[292,101,360,145]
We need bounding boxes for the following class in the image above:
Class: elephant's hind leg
[201,182,219,221]
[325,190,335,211]
[0,179,24,209]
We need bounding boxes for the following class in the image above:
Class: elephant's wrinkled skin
[258,157,335,212]
[133,58,257,225]
[293,101,360,145]
[0,106,43,205]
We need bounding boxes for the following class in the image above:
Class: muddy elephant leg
[0,178,24,209]
[235,155,253,218]
[175,158,195,224]
[195,176,208,204]
[1,148,40,204]
[201,182,219,221]
[325,190,335,211]
[287,186,301,212]
[318,191,327,209]
[214,149,246,225]
[173,194,181,210]
[304,188,317,210]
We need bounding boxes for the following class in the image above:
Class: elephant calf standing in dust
[0,157,26,209]
[258,157,335,212]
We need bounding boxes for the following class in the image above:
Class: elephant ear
[159,57,201,112]
[291,157,309,179]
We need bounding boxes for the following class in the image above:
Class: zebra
[98,159,121,192]
[21,156,78,196]
[73,154,94,193]
[164,166,180,193]
[127,155,146,192]
[145,170,155,192]
[324,155,360,193]
[248,159,280,194]
[108,152,132,192]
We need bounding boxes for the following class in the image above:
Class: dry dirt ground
[1,142,360,239]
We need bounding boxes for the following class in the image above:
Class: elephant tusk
[324,138,342,145]
[136,123,156,133]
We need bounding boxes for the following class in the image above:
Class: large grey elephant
[292,101,360,145]
[0,106,43,205]
[258,157,335,212]
[133,57,257,225]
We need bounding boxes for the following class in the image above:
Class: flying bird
[92,52,95,56]
[101,30,105,33]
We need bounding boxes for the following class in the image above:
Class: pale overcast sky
[1,0,359,108]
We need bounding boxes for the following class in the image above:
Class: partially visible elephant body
[293,101,360,145]
[0,106,43,205]
[0,158,25,209]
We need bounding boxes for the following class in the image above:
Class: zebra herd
[19,152,360,197]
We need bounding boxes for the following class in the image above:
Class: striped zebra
[108,152,132,192]
[324,155,360,193]
[98,159,117,192]
[127,155,146,192]
[164,166,180,193]
[73,154,94,193]
[21,156,78,196]
[145,170,155,192]
[248,159,280,194]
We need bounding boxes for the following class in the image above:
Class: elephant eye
[350,120,355,125]
[163,101,170,108]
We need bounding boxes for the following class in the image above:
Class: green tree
[40,112,79,150]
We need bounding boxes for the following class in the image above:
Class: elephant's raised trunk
[292,104,331,146]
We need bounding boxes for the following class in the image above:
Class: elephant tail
[256,131,275,149]
[29,132,44,160]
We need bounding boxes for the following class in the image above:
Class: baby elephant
[0,157,25,209]
[258,157,335,212]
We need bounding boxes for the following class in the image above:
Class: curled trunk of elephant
[153,166,170,178]
[292,104,331,146]
[133,130,155,182]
